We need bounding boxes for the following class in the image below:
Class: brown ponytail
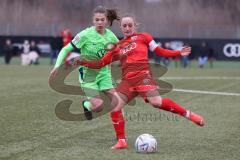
[106,9,120,26]
[93,6,120,26]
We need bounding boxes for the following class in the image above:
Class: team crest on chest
[131,36,138,41]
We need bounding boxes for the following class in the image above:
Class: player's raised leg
[145,90,205,126]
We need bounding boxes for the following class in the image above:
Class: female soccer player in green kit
[50,6,127,149]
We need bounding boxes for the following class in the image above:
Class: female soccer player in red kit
[75,15,205,149]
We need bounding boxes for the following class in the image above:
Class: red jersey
[80,32,181,80]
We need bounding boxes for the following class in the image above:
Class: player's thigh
[89,95,105,112]
[111,91,128,112]
[115,79,138,104]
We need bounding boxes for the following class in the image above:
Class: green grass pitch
[0,58,240,160]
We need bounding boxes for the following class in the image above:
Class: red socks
[160,98,187,117]
[110,98,186,139]
[110,110,126,140]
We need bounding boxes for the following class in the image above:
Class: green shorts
[79,68,114,98]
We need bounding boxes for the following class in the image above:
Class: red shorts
[115,72,159,102]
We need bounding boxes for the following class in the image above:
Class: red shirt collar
[124,32,137,39]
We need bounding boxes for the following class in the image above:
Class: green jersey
[72,26,118,82]
[55,26,118,83]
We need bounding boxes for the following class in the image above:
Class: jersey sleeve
[54,43,74,68]
[142,32,181,57]
[141,32,159,52]
[153,46,181,57]
[71,30,87,49]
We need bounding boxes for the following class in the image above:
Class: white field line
[172,88,240,96]
[160,77,240,80]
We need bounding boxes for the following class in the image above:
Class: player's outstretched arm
[74,51,115,69]
[50,43,74,79]
[75,59,105,69]
[54,43,74,68]
[153,45,191,57]
[153,46,180,57]
[143,32,191,58]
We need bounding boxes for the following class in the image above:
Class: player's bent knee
[91,98,104,112]
[110,98,125,112]
[148,96,162,108]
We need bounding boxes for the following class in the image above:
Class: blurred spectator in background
[173,55,180,68]
[50,36,62,65]
[153,42,162,65]
[168,41,182,68]
[21,40,30,66]
[29,40,41,65]
[162,42,171,67]
[3,39,13,65]
[198,41,210,68]
[208,47,215,68]
[181,43,189,68]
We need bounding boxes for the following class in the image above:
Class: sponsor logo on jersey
[120,42,137,54]
[97,49,107,58]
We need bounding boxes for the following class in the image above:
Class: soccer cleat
[82,100,93,120]
[188,110,205,126]
[111,139,128,149]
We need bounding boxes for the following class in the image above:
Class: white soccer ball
[135,134,157,153]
